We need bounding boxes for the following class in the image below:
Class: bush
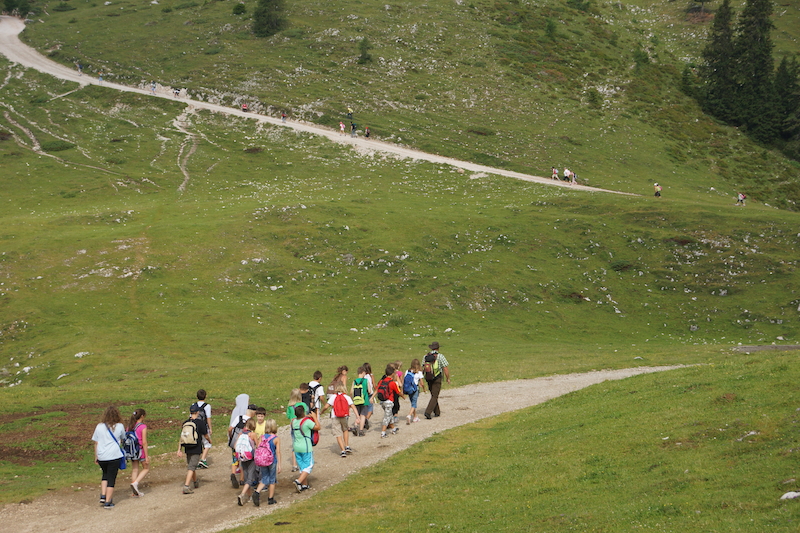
[232,3,246,15]
[41,140,75,152]
[52,1,76,11]
[586,88,602,109]
[252,0,286,38]
[357,37,372,64]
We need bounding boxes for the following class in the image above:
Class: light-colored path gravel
[0,366,685,533]
[0,15,635,196]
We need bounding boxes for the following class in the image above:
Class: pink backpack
[254,434,276,467]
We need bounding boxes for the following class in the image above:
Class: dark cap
[190,404,202,413]
[248,404,258,411]
[429,341,440,350]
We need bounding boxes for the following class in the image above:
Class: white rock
[780,492,800,500]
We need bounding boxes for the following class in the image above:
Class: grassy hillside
[1,0,800,525]
[19,0,800,206]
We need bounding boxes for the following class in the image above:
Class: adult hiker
[422,341,450,420]
[654,183,662,197]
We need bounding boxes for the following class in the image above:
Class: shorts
[259,461,277,486]
[186,453,201,471]
[295,452,314,474]
[202,435,212,449]
[331,417,348,437]
[381,400,394,427]
[241,459,258,487]
[356,404,369,417]
[409,390,420,409]
[365,403,374,415]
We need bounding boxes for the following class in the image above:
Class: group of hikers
[91,342,451,509]
[552,167,578,185]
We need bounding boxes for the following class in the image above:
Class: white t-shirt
[406,370,424,386]
[308,380,325,410]
[92,422,125,461]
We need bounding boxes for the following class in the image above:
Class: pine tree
[252,0,286,38]
[774,56,800,140]
[700,0,737,123]
[733,0,778,142]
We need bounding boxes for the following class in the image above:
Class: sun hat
[429,341,440,350]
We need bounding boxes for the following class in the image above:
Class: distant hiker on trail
[127,408,149,497]
[177,403,209,495]
[391,360,404,420]
[571,172,577,185]
[98,71,103,84]
[654,183,662,197]
[76,62,82,76]
[365,126,370,138]
[91,406,125,509]
[241,103,248,112]
[339,121,346,136]
[362,362,376,430]
[347,107,353,119]
[563,168,570,181]
[151,81,156,94]
[281,112,287,122]
[552,167,558,180]
[736,192,746,206]
[423,341,451,420]
[192,389,212,469]
[350,122,357,137]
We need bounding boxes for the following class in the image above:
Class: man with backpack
[176,404,209,494]
[423,341,451,420]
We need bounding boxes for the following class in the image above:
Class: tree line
[688,0,800,160]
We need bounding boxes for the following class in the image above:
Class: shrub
[161,6,172,12]
[52,1,76,11]
[232,3,245,15]
[41,140,75,152]
[357,37,372,64]
[252,0,286,38]
[586,88,602,109]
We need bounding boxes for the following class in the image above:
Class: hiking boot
[364,420,370,430]
[230,473,239,489]
[237,494,244,506]
[252,491,260,507]
[358,430,366,437]
[345,446,353,454]
[103,502,115,510]
[268,498,277,505]
[183,485,194,494]
[197,460,209,469]
[293,479,302,492]
[194,480,199,489]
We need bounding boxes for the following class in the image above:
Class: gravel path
[0,366,685,532]
[0,15,634,196]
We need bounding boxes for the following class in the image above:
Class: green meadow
[1,0,800,528]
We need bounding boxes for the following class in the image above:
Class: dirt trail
[0,15,635,196]
[0,366,685,533]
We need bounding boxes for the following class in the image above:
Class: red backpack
[332,393,349,418]
[376,376,394,402]
[297,416,319,447]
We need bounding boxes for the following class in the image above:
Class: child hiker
[128,408,149,496]
[291,406,320,492]
[236,418,259,506]
[330,383,358,457]
[252,419,282,506]
[404,359,426,424]
[192,389,212,469]
[286,388,307,472]
[177,404,209,494]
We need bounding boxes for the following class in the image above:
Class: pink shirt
[135,423,147,460]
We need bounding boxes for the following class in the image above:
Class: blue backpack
[403,372,418,395]
[122,423,143,460]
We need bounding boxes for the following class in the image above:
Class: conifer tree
[733,0,778,142]
[252,0,286,38]
[700,0,737,123]
[774,56,800,140]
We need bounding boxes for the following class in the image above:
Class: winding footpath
[0,366,686,532]
[0,15,634,196]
